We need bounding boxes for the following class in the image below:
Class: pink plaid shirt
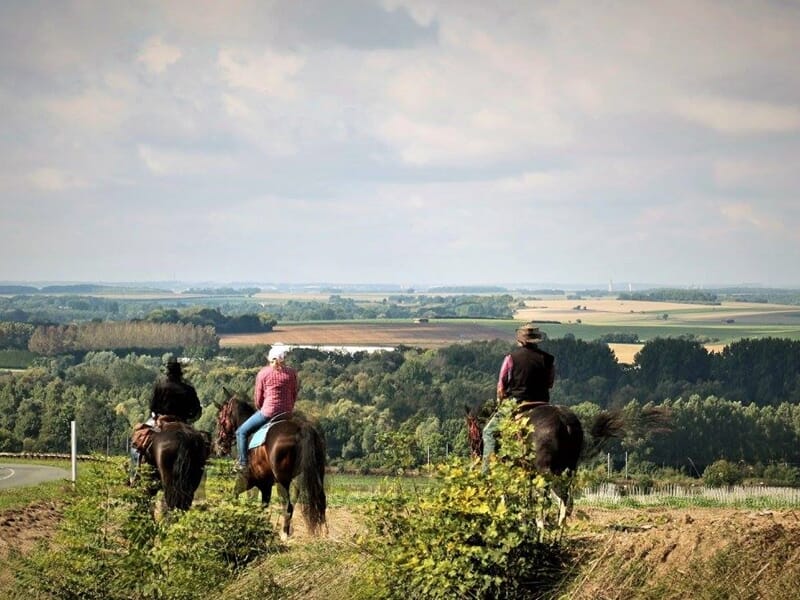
[254,365,298,416]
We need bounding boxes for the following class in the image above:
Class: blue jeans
[481,412,499,472]
[236,411,270,466]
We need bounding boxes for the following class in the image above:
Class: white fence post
[70,420,77,483]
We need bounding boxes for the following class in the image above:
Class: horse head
[213,389,240,457]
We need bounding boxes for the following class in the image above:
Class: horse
[466,402,626,525]
[213,388,327,538]
[137,421,211,512]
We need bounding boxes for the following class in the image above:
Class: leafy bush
[11,460,278,600]
[761,463,800,486]
[359,400,570,599]
[703,459,744,487]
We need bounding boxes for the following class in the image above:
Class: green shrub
[762,463,800,486]
[360,400,570,599]
[703,459,743,487]
[11,460,278,600]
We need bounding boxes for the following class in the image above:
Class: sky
[1,0,799,288]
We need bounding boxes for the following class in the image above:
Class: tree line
[1,337,800,477]
[0,293,518,325]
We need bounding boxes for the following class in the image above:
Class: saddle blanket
[247,413,290,450]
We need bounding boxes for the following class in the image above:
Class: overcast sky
[1,0,799,288]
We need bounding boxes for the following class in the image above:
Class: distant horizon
[1,279,797,292]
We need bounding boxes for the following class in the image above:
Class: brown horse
[467,403,625,524]
[139,422,211,512]
[214,388,327,538]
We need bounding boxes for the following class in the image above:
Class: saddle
[131,416,194,453]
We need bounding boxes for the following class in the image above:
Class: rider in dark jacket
[150,357,202,422]
[481,323,555,472]
[129,356,201,483]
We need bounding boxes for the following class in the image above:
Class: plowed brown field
[220,321,513,349]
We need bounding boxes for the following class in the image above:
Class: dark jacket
[150,376,201,422]
[503,345,555,402]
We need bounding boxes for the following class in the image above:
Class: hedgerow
[10,460,278,600]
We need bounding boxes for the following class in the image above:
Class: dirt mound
[566,507,800,599]
[0,501,62,588]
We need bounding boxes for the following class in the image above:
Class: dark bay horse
[138,422,211,512]
[467,402,626,524]
[214,388,327,538]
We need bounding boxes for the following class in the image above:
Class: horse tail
[582,409,625,459]
[165,429,211,510]
[296,422,327,535]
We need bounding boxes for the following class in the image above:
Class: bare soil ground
[220,321,513,349]
[0,501,62,588]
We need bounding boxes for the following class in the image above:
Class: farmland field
[219,296,800,364]
[220,320,517,349]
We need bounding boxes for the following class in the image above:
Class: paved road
[0,463,70,490]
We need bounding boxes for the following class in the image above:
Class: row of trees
[27,322,218,356]
[0,293,519,325]
[144,307,276,334]
[618,288,720,304]
[2,338,800,472]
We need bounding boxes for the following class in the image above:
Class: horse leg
[258,481,273,506]
[277,483,293,540]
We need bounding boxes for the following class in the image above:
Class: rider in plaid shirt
[235,345,298,471]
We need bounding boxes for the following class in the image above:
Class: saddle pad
[247,413,290,450]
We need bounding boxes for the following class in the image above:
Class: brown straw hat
[516,323,545,344]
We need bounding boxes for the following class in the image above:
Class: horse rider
[234,345,298,473]
[481,323,556,472]
[129,356,202,484]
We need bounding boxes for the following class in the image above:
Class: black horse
[139,422,211,512]
[214,388,327,538]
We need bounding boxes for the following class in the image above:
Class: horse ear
[213,400,222,409]
[222,386,233,399]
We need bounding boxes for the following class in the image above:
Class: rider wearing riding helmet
[234,345,298,473]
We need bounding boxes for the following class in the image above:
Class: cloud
[217,47,305,98]
[720,202,788,234]
[137,145,236,176]
[27,168,88,192]
[673,95,800,135]
[44,89,129,132]
[137,37,183,74]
